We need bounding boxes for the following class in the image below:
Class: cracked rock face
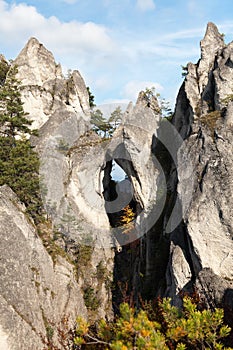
[0,185,87,350]
[0,22,233,348]
[14,37,90,130]
[166,22,233,308]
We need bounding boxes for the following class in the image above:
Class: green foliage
[77,245,93,267]
[90,109,113,138]
[0,65,35,139]
[160,296,232,349]
[142,87,173,119]
[95,260,108,281]
[46,325,54,341]
[83,286,100,311]
[159,98,173,119]
[0,56,10,86]
[108,106,123,129]
[143,86,156,103]
[90,108,106,134]
[181,65,188,77]
[0,65,42,220]
[0,137,42,218]
[90,106,123,138]
[37,221,74,264]
[73,297,232,349]
[87,86,96,108]
[58,206,80,235]
[56,138,69,154]
[40,295,233,349]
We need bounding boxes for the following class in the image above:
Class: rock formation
[165,22,233,307]
[0,185,87,349]
[0,22,233,348]
[0,38,113,349]
[14,37,90,130]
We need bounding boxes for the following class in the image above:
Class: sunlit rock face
[0,21,233,349]
[14,37,90,130]
[0,185,87,350]
[15,27,233,312]
[166,22,233,307]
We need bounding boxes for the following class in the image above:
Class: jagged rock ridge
[0,22,233,349]
[166,22,233,307]
[14,37,90,130]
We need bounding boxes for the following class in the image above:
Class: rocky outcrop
[14,37,90,130]
[0,38,114,349]
[165,22,233,308]
[0,21,233,349]
[33,23,233,311]
[0,185,87,349]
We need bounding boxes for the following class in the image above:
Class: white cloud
[218,21,233,36]
[163,27,204,41]
[0,0,115,61]
[100,98,131,106]
[122,80,163,101]
[0,0,220,106]
[136,0,156,12]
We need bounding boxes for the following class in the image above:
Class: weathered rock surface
[0,21,233,349]
[166,22,233,308]
[14,37,90,130]
[0,185,87,350]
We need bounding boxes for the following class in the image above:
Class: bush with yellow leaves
[73,297,232,349]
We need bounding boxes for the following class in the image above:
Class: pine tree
[73,297,232,349]
[0,55,10,86]
[90,109,112,138]
[108,106,123,131]
[87,86,96,108]
[0,65,33,141]
[0,65,42,220]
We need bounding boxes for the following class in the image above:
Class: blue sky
[0,0,233,106]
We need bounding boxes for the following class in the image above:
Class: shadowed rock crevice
[102,156,143,311]
[102,158,141,229]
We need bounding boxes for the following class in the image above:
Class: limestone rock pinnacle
[198,22,225,94]
[13,37,90,130]
[14,37,63,86]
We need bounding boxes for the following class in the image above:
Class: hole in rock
[111,160,127,182]
[103,158,144,310]
[103,159,140,229]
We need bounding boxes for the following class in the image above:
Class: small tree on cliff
[87,86,96,108]
[0,55,10,86]
[109,106,123,129]
[0,65,42,220]
[90,109,113,138]
[0,65,35,140]
[142,87,173,119]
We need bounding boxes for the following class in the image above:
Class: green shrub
[74,297,232,349]
[40,295,233,349]
[83,287,100,311]
[200,110,222,136]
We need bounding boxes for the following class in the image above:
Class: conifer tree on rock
[0,55,10,86]
[0,65,42,220]
[0,65,33,140]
